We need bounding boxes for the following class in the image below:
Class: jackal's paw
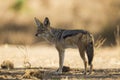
[82,71,87,75]
[52,69,62,74]
[88,71,94,75]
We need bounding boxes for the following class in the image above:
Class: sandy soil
[0,45,120,79]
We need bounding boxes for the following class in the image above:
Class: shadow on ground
[0,67,120,80]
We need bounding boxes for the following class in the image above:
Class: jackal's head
[34,17,51,38]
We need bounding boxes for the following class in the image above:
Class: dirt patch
[0,67,120,80]
[0,45,120,79]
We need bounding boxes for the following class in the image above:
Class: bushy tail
[86,41,94,65]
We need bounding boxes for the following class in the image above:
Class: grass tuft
[95,35,106,49]
[16,45,31,68]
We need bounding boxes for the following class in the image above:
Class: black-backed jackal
[34,17,94,75]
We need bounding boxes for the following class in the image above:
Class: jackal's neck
[50,27,65,40]
[44,27,64,43]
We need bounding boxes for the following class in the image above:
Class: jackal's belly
[64,43,78,48]
[63,38,78,48]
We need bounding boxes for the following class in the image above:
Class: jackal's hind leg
[86,42,94,75]
[88,64,93,75]
[78,47,87,75]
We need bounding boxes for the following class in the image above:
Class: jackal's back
[52,29,90,41]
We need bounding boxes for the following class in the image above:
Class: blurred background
[0,0,120,46]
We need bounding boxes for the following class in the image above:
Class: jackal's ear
[34,17,42,27]
[43,17,50,27]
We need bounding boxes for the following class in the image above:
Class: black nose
[35,34,38,36]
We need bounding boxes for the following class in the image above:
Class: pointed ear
[34,17,42,27]
[43,17,50,27]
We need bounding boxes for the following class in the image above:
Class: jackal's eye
[37,27,44,31]
[41,28,46,32]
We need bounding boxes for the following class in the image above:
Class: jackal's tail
[86,41,94,65]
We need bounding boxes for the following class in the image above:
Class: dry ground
[0,45,120,80]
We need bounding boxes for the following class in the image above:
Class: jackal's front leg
[55,47,65,74]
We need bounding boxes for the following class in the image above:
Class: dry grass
[95,35,106,49]
[16,45,31,68]
[22,69,44,79]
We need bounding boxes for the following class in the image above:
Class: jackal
[34,17,94,75]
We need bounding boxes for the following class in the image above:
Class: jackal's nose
[35,34,38,36]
